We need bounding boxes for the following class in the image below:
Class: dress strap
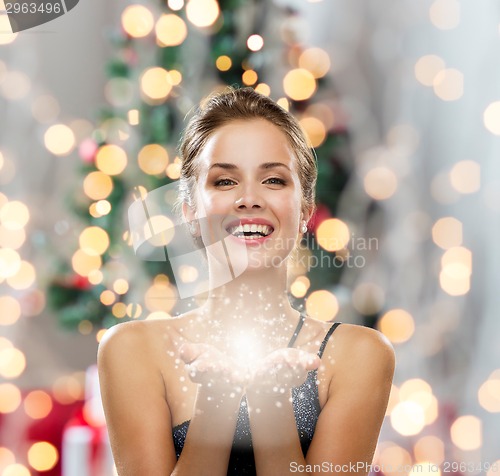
[287,312,306,348]
[317,322,342,358]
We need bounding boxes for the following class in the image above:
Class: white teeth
[227,223,273,237]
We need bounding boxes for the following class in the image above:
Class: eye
[214,178,237,187]
[264,177,286,185]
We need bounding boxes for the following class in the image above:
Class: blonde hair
[177,87,317,219]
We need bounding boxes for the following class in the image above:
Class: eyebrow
[209,162,291,172]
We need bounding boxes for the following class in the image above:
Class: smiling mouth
[226,223,274,240]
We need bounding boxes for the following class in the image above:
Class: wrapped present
[62,366,114,476]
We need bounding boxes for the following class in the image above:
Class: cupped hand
[246,348,321,396]
[179,342,249,390]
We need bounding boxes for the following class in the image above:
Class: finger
[303,354,321,370]
[166,326,188,350]
[179,343,207,363]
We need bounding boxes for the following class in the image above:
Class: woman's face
[187,118,305,271]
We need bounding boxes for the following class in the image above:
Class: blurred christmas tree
[47,0,351,333]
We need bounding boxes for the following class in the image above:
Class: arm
[246,325,395,476]
[305,325,395,475]
[98,323,246,476]
[97,322,176,476]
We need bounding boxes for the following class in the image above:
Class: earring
[300,221,308,234]
[189,220,199,236]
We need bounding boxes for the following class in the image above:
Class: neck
[196,262,301,356]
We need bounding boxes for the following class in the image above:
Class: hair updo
[177,87,317,219]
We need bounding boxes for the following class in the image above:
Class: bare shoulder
[321,322,395,382]
[98,320,155,362]
[97,316,184,361]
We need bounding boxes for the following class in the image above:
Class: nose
[235,184,265,209]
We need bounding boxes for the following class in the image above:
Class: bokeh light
[95,145,128,176]
[363,166,398,200]
[377,444,412,476]
[254,83,271,96]
[0,347,26,378]
[27,441,58,471]
[378,309,415,344]
[113,279,129,295]
[83,171,113,200]
[315,218,350,252]
[450,415,482,450]
[71,250,102,277]
[449,160,480,194]
[478,377,500,412]
[283,69,317,101]
[429,0,460,30]
[0,296,21,325]
[415,55,446,87]
[0,248,21,279]
[298,47,330,78]
[186,0,220,27]
[23,390,53,419]
[391,400,426,436]
[121,5,154,38]
[216,56,232,71]
[0,201,30,230]
[433,68,464,101]
[242,70,258,86]
[140,67,172,102]
[128,109,139,125]
[168,0,184,10]
[79,227,110,256]
[414,435,445,465]
[483,101,500,135]
[156,14,188,46]
[247,34,264,51]
[432,217,463,250]
[0,383,22,413]
[44,124,76,156]
[100,290,116,306]
[299,117,326,147]
[290,276,310,298]
[0,16,18,45]
[52,375,84,404]
[2,464,31,476]
[440,246,472,296]
[7,260,36,290]
[145,280,176,312]
[305,290,338,321]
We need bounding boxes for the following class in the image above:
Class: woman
[98,87,395,476]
